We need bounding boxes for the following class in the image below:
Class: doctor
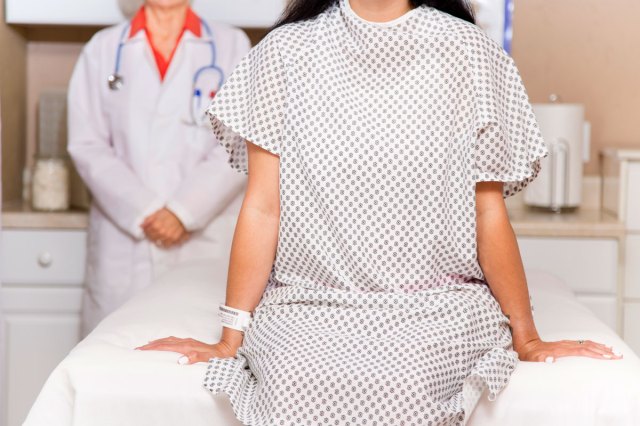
[68,0,250,335]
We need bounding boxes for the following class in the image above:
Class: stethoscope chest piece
[108,74,124,91]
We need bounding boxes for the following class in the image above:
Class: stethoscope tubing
[111,18,219,83]
[114,23,130,78]
[109,17,224,126]
[190,21,225,118]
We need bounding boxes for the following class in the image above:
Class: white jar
[32,157,70,211]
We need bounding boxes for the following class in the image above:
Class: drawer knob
[38,252,53,268]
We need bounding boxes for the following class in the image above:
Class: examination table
[24,260,640,425]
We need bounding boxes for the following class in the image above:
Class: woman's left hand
[515,338,623,363]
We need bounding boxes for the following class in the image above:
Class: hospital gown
[204,0,549,424]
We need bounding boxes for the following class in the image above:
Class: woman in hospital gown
[140,0,622,424]
[68,0,249,334]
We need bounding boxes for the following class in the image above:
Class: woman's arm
[137,141,280,363]
[219,141,281,350]
[475,181,622,362]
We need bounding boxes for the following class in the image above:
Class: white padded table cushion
[25,261,640,426]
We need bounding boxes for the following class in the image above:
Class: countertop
[509,208,624,238]
[2,200,89,230]
[1,200,625,238]
[601,148,640,161]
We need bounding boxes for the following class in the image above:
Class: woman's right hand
[136,336,241,364]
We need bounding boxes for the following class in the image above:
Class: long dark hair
[273,0,475,29]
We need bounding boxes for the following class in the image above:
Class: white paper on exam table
[24,263,640,426]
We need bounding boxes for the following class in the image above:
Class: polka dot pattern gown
[204,0,549,424]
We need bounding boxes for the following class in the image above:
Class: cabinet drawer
[624,303,640,355]
[625,234,640,298]
[1,230,87,285]
[517,237,618,294]
[625,162,640,231]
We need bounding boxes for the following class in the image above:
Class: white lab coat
[68,19,249,335]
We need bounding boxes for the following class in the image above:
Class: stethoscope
[108,19,224,127]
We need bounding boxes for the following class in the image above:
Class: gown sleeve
[206,31,286,174]
[470,34,549,198]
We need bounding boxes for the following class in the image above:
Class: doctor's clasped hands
[141,207,190,248]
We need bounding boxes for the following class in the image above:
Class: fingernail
[545,356,555,363]
[603,354,612,359]
[177,356,189,365]
[613,349,623,357]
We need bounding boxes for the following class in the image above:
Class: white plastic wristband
[219,304,252,332]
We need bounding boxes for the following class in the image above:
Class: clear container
[31,156,70,211]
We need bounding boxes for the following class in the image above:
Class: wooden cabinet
[1,229,86,426]
[4,0,286,28]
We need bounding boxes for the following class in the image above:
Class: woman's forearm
[225,204,279,307]
[220,142,281,349]
[220,203,279,348]
[476,184,540,350]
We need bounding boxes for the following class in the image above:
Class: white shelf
[5,0,286,28]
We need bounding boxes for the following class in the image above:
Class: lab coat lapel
[123,31,160,86]
[116,32,162,181]
[153,33,209,157]
[157,31,208,100]
[153,34,190,159]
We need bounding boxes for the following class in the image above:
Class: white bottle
[31,156,70,211]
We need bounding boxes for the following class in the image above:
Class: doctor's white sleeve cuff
[130,197,165,240]
[165,200,197,232]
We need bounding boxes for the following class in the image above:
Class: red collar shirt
[129,7,202,81]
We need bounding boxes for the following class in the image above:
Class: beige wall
[0,0,27,202]
[6,2,640,194]
[511,0,640,175]
[21,28,267,173]
[6,21,266,197]
[25,42,84,172]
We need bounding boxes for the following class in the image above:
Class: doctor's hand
[141,208,190,248]
[136,336,240,365]
[515,338,623,363]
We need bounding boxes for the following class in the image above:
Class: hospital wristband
[219,304,253,332]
